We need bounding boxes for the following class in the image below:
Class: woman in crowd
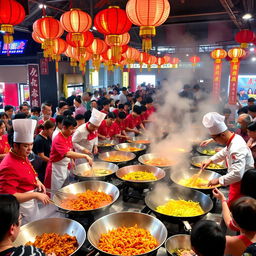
[0,194,54,256]
[0,120,10,162]
[74,96,86,116]
[0,119,50,224]
[247,121,256,167]
[33,120,55,182]
[52,115,64,140]
[0,112,9,129]
[44,116,93,191]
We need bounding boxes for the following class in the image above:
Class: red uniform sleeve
[52,135,72,158]
[125,115,134,129]
[0,167,19,194]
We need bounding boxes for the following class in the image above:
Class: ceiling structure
[1,0,256,58]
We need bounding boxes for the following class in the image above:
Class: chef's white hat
[89,108,106,127]
[202,112,228,135]
[13,119,37,143]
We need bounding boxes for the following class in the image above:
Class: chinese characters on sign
[229,61,240,105]
[28,64,41,107]
[212,61,222,102]
[40,58,49,75]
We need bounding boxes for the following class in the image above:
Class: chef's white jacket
[210,134,254,186]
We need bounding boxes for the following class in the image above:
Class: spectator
[19,104,30,117]
[91,90,99,101]
[30,107,41,120]
[0,112,9,128]
[101,100,110,114]
[82,92,92,111]
[74,96,86,116]
[75,114,85,127]
[0,120,10,162]
[191,220,226,256]
[134,95,143,107]
[4,105,14,120]
[111,88,119,102]
[236,113,252,142]
[238,106,249,115]
[119,87,128,104]
[39,102,54,123]
[66,91,76,107]
[54,102,69,118]
[52,115,64,140]
[248,105,256,121]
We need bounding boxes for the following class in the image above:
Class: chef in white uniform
[72,108,106,165]
[201,112,254,204]
[0,119,50,224]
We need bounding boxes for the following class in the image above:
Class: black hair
[91,100,97,103]
[59,97,66,102]
[4,105,14,112]
[121,87,127,91]
[88,92,93,97]
[133,105,142,115]
[193,84,200,90]
[55,115,64,125]
[0,194,20,241]
[141,105,147,112]
[238,106,248,115]
[118,104,124,109]
[223,108,231,114]
[84,110,92,122]
[248,97,255,103]
[191,220,226,256]
[75,114,85,121]
[248,105,256,113]
[247,121,256,131]
[102,99,110,106]
[127,93,133,98]
[74,96,82,104]
[124,102,130,107]
[0,120,5,127]
[19,104,30,111]
[58,101,68,109]
[62,116,77,128]
[41,120,55,130]
[31,107,41,114]
[135,95,142,100]
[118,112,126,119]
[145,97,153,104]
[63,110,73,117]
[107,112,116,119]
[230,197,256,231]
[0,112,8,119]
[241,169,256,199]
[13,113,27,119]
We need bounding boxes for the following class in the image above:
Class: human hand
[93,146,98,155]
[200,159,212,170]
[36,192,50,205]
[208,178,220,187]
[85,155,93,166]
[212,188,226,201]
[200,139,213,147]
[37,180,46,194]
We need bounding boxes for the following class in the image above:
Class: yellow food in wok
[179,177,210,189]
[99,143,114,147]
[144,158,173,167]
[119,146,142,152]
[171,248,195,256]
[156,199,204,217]
[82,169,112,177]
[194,162,224,169]
[122,171,157,181]
[103,155,132,162]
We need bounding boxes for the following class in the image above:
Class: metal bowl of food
[14,217,86,255]
[116,165,166,189]
[170,168,221,192]
[98,151,136,164]
[88,211,168,256]
[138,153,175,168]
[52,181,119,214]
[191,156,227,172]
[127,137,151,145]
[165,234,195,256]
[114,143,146,156]
[196,143,224,156]
[98,140,116,148]
[72,161,119,181]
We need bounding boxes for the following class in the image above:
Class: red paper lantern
[65,45,79,67]
[60,9,92,43]
[32,32,44,44]
[137,52,150,72]
[0,0,25,44]
[121,45,129,54]
[51,38,68,71]
[163,55,171,64]
[190,56,200,66]
[170,57,180,68]
[78,51,92,73]
[126,0,170,52]
[210,48,227,62]
[122,47,140,63]
[66,31,94,54]
[235,29,255,48]
[228,47,246,62]
[33,17,63,49]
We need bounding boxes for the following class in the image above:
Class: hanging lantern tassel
[147,64,151,72]
[158,65,161,73]
[1,24,14,44]
[140,26,156,52]
[107,35,122,61]
[71,32,83,42]
[93,54,101,71]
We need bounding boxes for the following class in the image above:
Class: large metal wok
[98,139,116,148]
[114,142,146,156]
[191,155,227,172]
[116,165,166,189]
[165,234,194,256]
[14,218,86,255]
[138,153,175,168]
[52,181,119,214]
[127,136,151,145]
[145,186,213,224]
[72,161,118,181]
[98,151,136,164]
[170,168,221,192]
[196,143,224,156]
[88,211,168,256]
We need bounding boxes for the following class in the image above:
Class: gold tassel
[72,33,82,42]
[241,43,248,48]
[140,26,156,52]
[55,61,59,72]
[1,24,14,34]
[3,33,13,44]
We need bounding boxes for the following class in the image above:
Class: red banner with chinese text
[228,61,241,105]
[28,64,41,107]
[212,61,222,101]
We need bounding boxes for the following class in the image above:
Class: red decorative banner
[212,61,222,101]
[40,58,49,75]
[228,61,241,105]
[28,64,41,107]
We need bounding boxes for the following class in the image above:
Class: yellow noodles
[122,171,157,181]
[179,177,220,189]
[156,199,204,217]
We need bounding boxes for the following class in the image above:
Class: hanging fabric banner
[28,64,41,107]
[212,61,222,101]
[228,61,241,105]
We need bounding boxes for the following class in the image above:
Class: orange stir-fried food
[98,225,158,255]
[26,233,78,256]
[103,155,132,162]
[119,146,141,152]
[60,190,112,210]
[145,158,173,167]
[135,140,150,144]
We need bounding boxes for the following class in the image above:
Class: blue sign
[1,40,27,54]
[236,75,256,104]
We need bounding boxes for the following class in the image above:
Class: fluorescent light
[250,48,255,52]
[242,13,252,20]
[252,57,256,62]
[186,54,189,57]
[199,80,204,83]
[0,30,5,34]
[39,4,47,9]
[92,26,96,31]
